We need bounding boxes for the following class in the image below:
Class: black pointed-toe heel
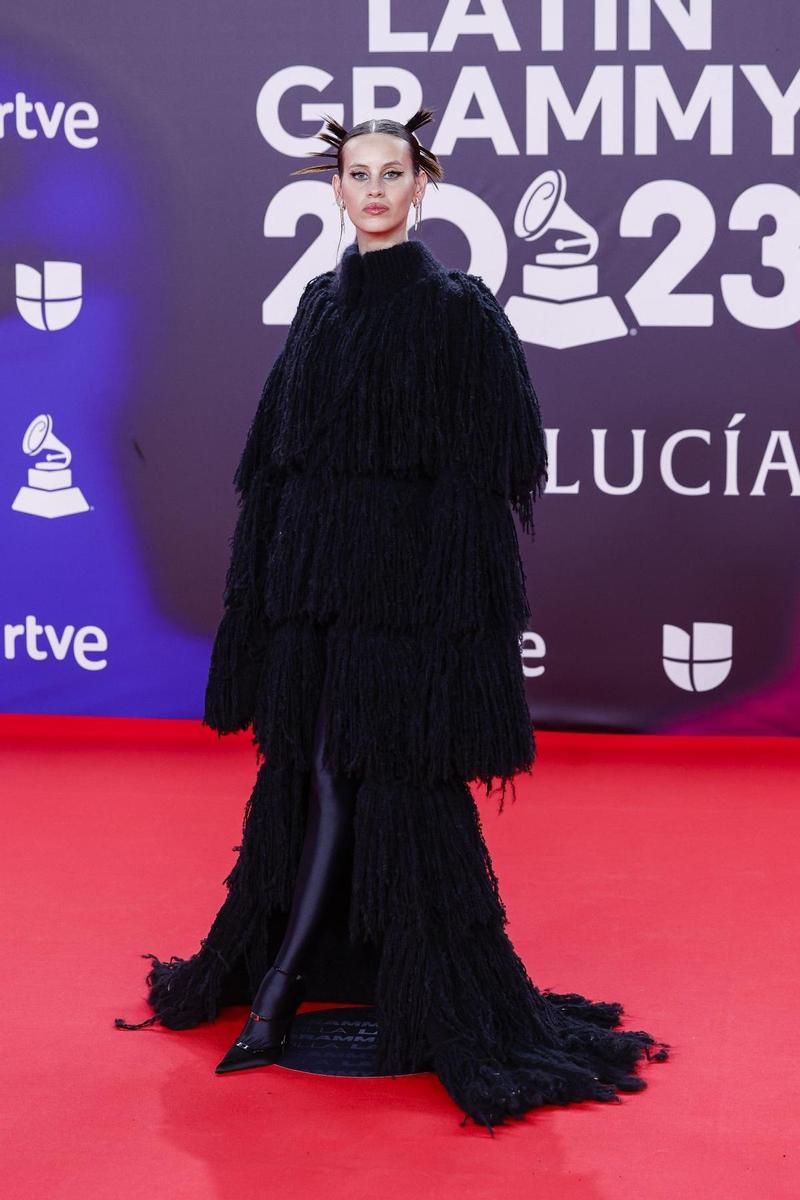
[215,964,305,1075]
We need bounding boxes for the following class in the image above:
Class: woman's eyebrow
[348,160,404,169]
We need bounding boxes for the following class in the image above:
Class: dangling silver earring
[335,199,346,267]
[413,197,422,231]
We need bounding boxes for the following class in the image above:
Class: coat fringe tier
[115,237,669,1130]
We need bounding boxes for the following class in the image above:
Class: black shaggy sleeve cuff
[462,274,549,536]
[201,286,312,735]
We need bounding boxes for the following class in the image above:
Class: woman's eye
[350,170,402,180]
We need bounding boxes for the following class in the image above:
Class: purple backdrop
[2,1,798,735]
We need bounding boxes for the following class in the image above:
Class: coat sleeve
[201,275,321,736]
[459,274,548,536]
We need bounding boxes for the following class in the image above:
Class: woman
[116,109,669,1130]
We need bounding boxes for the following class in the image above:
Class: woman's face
[333,132,426,243]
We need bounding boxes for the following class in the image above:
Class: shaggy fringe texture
[241,619,536,803]
[115,762,307,1031]
[349,778,669,1131]
[119,240,669,1130]
[258,468,531,634]
[202,238,548,787]
[116,765,670,1131]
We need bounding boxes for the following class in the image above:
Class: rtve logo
[2,617,107,670]
[662,622,733,691]
[16,261,83,330]
[0,91,99,148]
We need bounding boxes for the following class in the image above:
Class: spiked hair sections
[290,107,445,188]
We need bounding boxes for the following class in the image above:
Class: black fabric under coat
[116,237,669,1129]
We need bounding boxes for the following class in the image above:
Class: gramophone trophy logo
[11,414,91,518]
[506,168,626,350]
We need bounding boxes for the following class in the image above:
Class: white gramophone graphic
[506,169,627,350]
[11,414,91,518]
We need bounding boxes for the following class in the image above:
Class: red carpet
[1,714,796,1198]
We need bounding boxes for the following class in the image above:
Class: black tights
[251,680,359,1010]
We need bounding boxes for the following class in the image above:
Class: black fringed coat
[117,238,667,1130]
[203,236,547,799]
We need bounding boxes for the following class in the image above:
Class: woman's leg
[248,682,359,1014]
[215,650,361,1071]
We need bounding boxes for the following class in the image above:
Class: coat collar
[335,236,441,307]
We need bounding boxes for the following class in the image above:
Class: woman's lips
[364,205,388,213]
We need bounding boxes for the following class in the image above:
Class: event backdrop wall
[1,1,798,736]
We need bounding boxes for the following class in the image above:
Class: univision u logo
[15,261,83,330]
[662,622,733,692]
